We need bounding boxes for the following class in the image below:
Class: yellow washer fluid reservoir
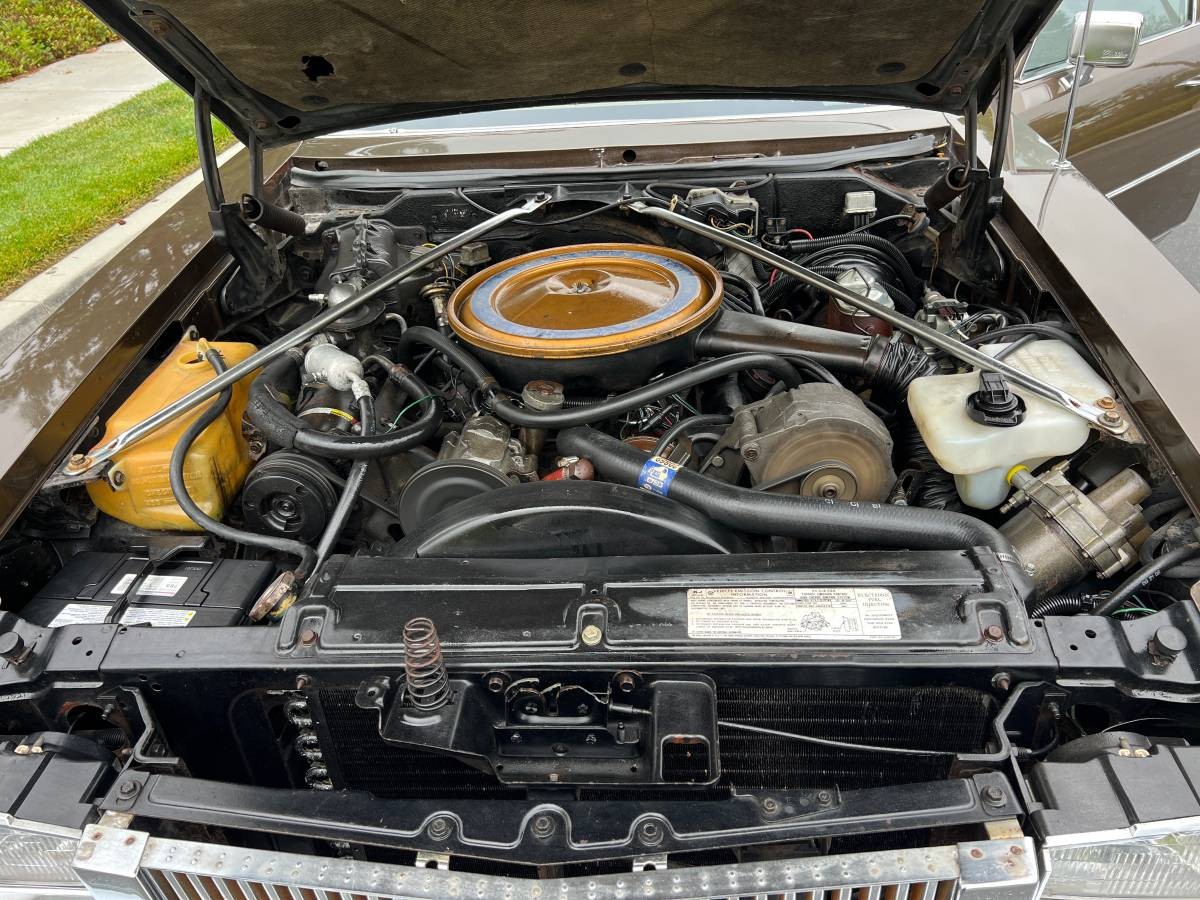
[87,340,259,531]
[908,340,1113,509]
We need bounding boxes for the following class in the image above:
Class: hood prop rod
[626,200,1133,440]
[63,194,550,477]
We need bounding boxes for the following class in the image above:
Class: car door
[1014,0,1200,240]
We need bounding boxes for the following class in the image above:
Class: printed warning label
[119,608,196,627]
[110,573,137,594]
[48,604,110,627]
[135,575,188,597]
[687,587,901,640]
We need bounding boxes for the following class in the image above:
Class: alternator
[716,383,896,501]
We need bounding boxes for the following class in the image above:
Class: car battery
[20,552,273,628]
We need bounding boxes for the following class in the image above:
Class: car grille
[71,827,1039,900]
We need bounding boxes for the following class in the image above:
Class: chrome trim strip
[1107,144,1200,197]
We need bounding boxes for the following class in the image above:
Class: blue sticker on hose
[637,456,683,496]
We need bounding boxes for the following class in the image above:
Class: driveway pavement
[0,42,166,155]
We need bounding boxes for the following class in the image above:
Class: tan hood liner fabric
[159,0,985,112]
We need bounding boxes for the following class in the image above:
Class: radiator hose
[556,426,1013,554]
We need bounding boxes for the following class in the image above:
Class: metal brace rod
[627,201,1131,439]
[65,193,551,476]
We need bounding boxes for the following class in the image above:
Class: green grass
[0,82,235,295]
[0,0,116,81]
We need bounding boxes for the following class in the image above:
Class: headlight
[1043,830,1200,899]
[0,815,83,897]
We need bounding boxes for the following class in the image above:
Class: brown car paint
[0,147,291,537]
[1,111,1197,537]
[1014,12,1200,237]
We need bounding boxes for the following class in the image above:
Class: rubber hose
[652,413,733,456]
[1028,593,1095,619]
[1094,543,1200,616]
[873,341,940,403]
[394,327,802,429]
[239,194,307,237]
[169,350,317,578]
[720,272,764,315]
[1141,497,1188,527]
[897,420,961,510]
[246,354,443,459]
[557,427,1013,554]
[397,326,494,388]
[1139,510,1193,564]
[759,266,844,311]
[962,323,1089,359]
[1138,512,1200,579]
[312,394,375,571]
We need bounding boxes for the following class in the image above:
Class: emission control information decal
[687,587,901,640]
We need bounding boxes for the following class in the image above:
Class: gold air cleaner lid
[448,244,723,359]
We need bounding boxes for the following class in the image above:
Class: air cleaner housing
[448,244,723,390]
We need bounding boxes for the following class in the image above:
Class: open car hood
[83,0,1055,146]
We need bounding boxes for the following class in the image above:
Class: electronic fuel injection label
[687,587,901,640]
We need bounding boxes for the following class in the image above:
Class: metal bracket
[626,200,1137,442]
[414,850,450,871]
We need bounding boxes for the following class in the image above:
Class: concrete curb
[0,145,241,364]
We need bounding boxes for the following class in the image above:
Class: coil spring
[403,617,450,711]
[285,693,333,790]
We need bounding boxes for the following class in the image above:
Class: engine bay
[3,157,1199,872]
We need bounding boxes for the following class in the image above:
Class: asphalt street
[1155,196,1200,290]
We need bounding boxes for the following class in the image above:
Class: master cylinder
[87,340,259,531]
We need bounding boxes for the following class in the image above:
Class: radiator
[313,684,994,799]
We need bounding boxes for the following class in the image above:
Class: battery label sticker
[48,604,110,627]
[687,587,901,640]
[135,575,188,597]
[109,573,137,594]
[120,608,196,627]
[637,456,682,496]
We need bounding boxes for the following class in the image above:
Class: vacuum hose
[556,426,1013,554]
[169,349,317,578]
[395,326,804,429]
[312,394,375,571]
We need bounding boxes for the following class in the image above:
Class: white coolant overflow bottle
[907,340,1113,509]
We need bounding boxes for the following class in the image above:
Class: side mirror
[1068,10,1144,68]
